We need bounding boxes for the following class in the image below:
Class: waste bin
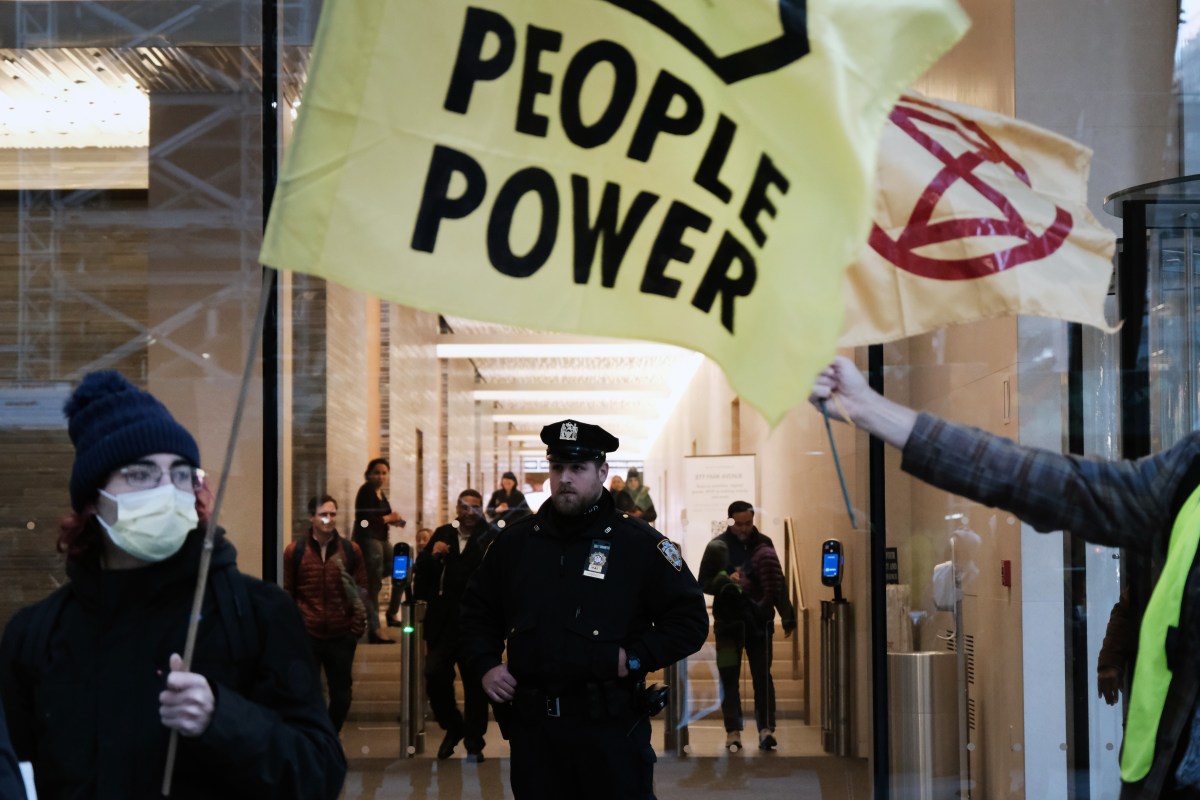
[888,651,960,800]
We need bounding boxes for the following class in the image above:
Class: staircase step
[346,677,805,704]
[352,661,403,680]
[345,619,810,723]
[344,698,807,722]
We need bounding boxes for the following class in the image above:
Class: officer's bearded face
[549,460,608,516]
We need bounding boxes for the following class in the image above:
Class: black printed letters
[414,5,789,335]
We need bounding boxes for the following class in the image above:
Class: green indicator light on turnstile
[402,625,415,634]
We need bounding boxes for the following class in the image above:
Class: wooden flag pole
[819,398,857,529]
[162,268,276,796]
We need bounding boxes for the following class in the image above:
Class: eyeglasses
[118,464,198,492]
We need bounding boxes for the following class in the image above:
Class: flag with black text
[261,0,969,424]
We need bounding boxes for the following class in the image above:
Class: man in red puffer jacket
[284,494,368,734]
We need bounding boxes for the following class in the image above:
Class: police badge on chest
[584,539,611,579]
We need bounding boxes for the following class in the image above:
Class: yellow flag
[840,93,1118,346]
[261,0,968,425]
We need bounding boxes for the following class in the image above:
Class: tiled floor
[340,719,870,799]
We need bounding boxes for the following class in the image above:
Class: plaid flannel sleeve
[900,413,1200,554]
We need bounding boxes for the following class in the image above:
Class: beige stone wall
[387,305,440,538]
[647,356,870,752]
[324,282,371,511]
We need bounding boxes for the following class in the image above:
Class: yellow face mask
[97,484,198,563]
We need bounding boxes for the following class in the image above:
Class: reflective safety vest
[1121,482,1200,782]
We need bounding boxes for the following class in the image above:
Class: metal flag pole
[818,398,857,529]
[162,267,276,796]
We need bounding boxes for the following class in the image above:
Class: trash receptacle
[888,651,960,800]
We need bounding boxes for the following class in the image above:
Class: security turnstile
[399,600,426,757]
[662,660,689,756]
[821,598,852,756]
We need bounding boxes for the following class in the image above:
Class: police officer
[459,419,708,799]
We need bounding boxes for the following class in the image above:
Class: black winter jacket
[460,490,708,688]
[0,527,345,800]
[413,522,494,645]
[698,528,789,639]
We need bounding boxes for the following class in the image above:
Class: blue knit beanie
[64,371,201,512]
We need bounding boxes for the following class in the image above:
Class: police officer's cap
[541,419,619,463]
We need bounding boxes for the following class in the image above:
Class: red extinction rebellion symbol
[868,95,1073,281]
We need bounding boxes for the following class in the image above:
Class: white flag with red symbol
[840,94,1117,346]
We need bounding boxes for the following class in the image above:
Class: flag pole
[818,398,857,529]
[162,267,276,796]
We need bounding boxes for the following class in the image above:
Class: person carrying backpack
[0,370,345,799]
[283,494,368,733]
[698,501,796,753]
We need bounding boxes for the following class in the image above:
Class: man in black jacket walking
[698,501,795,752]
[413,488,493,761]
[460,419,708,799]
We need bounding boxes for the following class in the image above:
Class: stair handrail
[783,516,811,724]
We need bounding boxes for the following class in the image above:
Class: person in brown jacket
[283,495,369,733]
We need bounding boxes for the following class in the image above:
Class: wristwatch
[626,654,642,673]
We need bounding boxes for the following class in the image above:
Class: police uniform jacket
[459,489,708,690]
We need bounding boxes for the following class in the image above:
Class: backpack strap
[290,537,308,596]
[293,536,357,588]
[339,537,357,575]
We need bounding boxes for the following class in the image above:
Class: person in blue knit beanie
[0,370,347,799]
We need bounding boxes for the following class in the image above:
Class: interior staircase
[345,620,807,725]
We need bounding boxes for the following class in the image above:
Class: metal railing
[782,517,811,724]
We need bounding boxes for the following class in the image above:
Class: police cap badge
[541,419,619,463]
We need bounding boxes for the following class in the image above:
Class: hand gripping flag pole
[162,268,276,796]
[818,398,857,529]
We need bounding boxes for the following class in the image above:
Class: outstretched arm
[810,357,1192,553]
[809,356,917,449]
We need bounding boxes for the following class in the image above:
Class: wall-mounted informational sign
[884,547,899,585]
[681,454,756,563]
[0,384,71,429]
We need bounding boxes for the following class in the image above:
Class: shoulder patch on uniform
[657,539,683,571]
